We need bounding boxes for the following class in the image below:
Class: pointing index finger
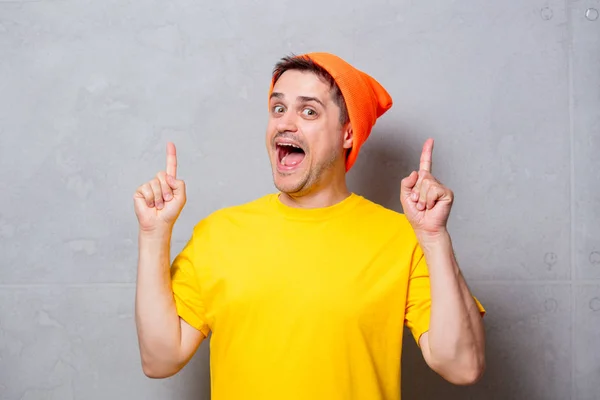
[419,138,434,173]
[166,142,177,178]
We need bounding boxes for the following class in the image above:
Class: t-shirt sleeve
[170,222,211,337]
[404,243,486,346]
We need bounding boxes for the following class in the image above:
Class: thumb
[166,174,185,196]
[133,191,152,209]
[400,171,418,199]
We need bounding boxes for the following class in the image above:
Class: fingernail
[411,192,419,201]
[164,193,172,201]
[417,202,424,211]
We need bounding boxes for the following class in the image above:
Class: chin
[271,169,309,194]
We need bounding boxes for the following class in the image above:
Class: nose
[276,110,298,134]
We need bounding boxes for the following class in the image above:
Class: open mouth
[277,142,306,169]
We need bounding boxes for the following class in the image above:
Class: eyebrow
[270,92,326,109]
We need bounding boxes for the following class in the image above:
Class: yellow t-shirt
[171,192,484,399]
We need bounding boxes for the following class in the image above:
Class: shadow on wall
[401,322,519,400]
[172,337,211,400]
[349,131,518,399]
[347,127,419,213]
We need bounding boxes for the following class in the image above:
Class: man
[134,52,486,399]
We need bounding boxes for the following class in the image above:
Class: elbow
[142,364,171,379]
[140,355,182,379]
[142,362,180,379]
[447,360,485,386]
[428,349,486,386]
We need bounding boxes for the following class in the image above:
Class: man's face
[266,70,351,196]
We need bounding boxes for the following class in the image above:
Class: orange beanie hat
[269,52,393,171]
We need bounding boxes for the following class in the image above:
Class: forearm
[419,231,485,383]
[135,228,184,376]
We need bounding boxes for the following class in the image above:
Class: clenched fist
[134,142,186,232]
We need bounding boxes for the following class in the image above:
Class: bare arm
[400,138,485,385]
[417,232,485,385]
[135,229,204,378]
[133,142,203,378]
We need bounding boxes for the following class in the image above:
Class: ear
[342,123,353,150]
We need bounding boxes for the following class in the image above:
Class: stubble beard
[272,149,340,196]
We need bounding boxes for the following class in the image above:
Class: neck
[279,177,351,209]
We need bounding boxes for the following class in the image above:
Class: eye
[272,105,285,114]
[302,108,317,117]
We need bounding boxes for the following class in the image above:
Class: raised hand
[134,142,186,232]
[400,138,454,239]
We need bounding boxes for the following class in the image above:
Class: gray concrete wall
[1,0,598,399]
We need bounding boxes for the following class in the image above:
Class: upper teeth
[279,143,300,148]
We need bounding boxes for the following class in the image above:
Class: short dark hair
[272,54,350,126]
